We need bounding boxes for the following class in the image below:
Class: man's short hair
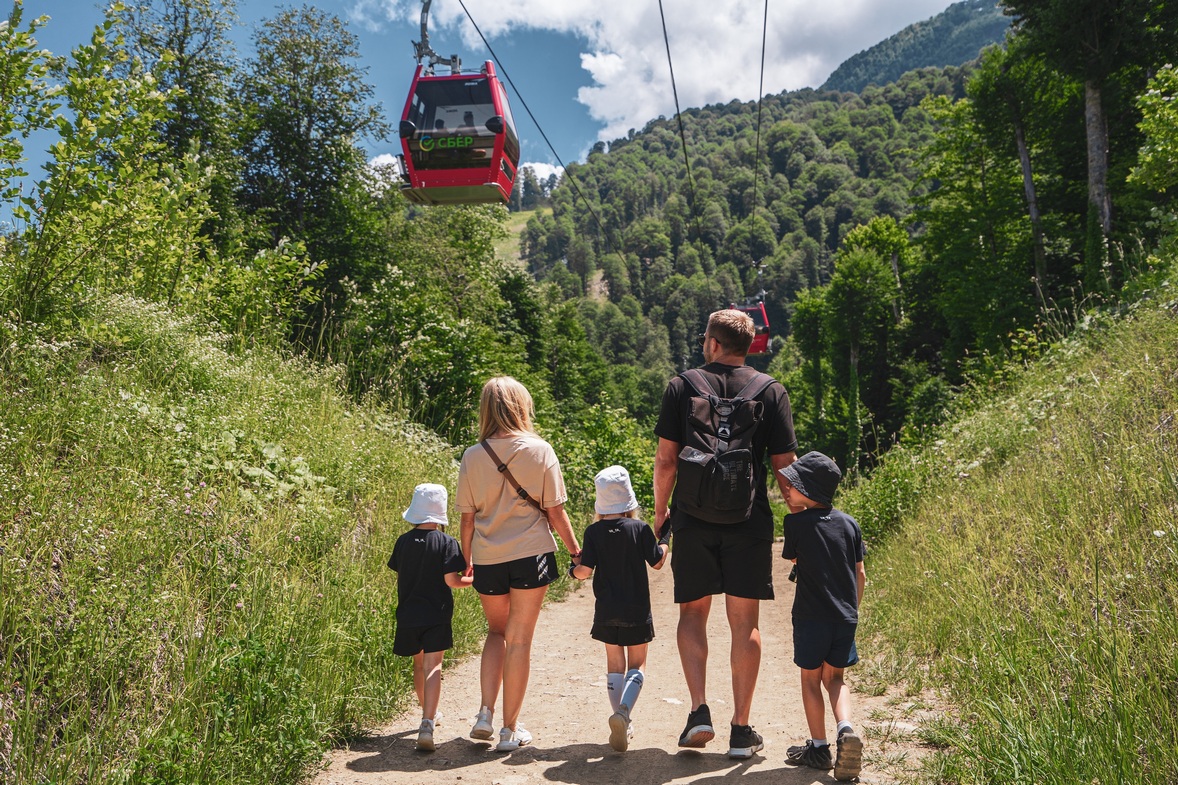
[707,309,755,356]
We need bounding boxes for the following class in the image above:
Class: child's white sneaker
[415,718,436,752]
[470,706,494,740]
[608,709,632,752]
[495,723,533,751]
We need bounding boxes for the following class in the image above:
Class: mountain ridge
[821,0,1010,93]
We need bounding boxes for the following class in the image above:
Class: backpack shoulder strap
[680,368,716,398]
[733,371,776,403]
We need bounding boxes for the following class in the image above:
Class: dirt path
[312,550,936,785]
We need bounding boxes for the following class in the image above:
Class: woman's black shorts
[473,552,559,595]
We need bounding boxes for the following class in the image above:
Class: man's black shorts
[591,621,656,646]
[393,621,454,656]
[473,552,559,595]
[670,525,774,603]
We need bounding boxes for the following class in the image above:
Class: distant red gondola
[397,2,519,205]
[733,301,771,355]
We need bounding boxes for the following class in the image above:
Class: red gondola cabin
[734,301,771,355]
[399,61,520,206]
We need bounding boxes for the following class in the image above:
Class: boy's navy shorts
[591,621,655,646]
[473,552,559,595]
[792,618,859,670]
[393,622,454,656]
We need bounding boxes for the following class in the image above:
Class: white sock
[812,738,829,747]
[619,669,644,715]
[837,720,854,736]
[606,672,624,713]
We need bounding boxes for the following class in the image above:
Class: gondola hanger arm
[412,0,461,75]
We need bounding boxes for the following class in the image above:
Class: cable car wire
[454,0,622,261]
[657,0,704,245]
[752,0,768,219]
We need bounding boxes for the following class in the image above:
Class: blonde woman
[457,376,581,752]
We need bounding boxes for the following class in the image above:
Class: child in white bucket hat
[570,466,668,752]
[388,483,473,751]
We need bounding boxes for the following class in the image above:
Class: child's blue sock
[606,673,624,713]
[619,669,644,714]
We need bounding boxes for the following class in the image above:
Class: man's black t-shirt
[579,517,664,626]
[781,507,865,623]
[654,362,798,540]
[389,528,467,627]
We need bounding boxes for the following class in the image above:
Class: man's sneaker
[495,723,533,752]
[785,740,833,770]
[834,729,864,781]
[727,724,764,759]
[415,718,436,752]
[608,710,631,752]
[677,704,715,748]
[470,706,494,740]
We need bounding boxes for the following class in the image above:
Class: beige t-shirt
[456,434,568,565]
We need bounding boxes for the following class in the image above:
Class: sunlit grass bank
[844,278,1178,783]
[0,296,484,784]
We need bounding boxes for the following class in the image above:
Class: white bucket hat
[403,483,449,526]
[594,465,639,516]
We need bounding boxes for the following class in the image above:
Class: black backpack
[674,368,777,524]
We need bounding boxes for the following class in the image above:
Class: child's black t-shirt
[388,528,467,627]
[579,517,664,626]
[781,507,865,623]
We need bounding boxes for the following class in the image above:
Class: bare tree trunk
[1084,81,1112,236]
[889,250,903,324]
[1013,121,1047,308]
[1084,80,1112,291]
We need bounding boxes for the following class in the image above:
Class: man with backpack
[653,309,798,759]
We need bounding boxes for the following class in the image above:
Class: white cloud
[519,162,563,184]
[367,1,953,143]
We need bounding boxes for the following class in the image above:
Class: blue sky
[22,0,955,181]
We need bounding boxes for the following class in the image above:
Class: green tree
[823,247,898,473]
[114,0,242,251]
[6,6,210,321]
[0,2,58,207]
[1130,63,1178,193]
[1000,0,1177,289]
[236,5,389,297]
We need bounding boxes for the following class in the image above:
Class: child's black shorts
[591,621,655,646]
[473,552,559,595]
[393,622,454,656]
[792,618,859,670]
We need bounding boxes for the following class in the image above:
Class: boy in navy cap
[389,483,474,752]
[779,452,866,781]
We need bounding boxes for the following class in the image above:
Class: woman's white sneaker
[470,706,494,740]
[495,724,533,751]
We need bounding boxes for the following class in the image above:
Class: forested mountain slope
[523,4,1174,472]
[821,0,1010,93]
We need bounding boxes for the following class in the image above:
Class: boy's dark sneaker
[785,740,833,770]
[727,724,764,759]
[834,729,864,781]
[677,704,715,748]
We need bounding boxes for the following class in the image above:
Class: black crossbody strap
[480,439,545,513]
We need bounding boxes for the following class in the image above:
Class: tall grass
[843,278,1178,783]
[0,295,486,783]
